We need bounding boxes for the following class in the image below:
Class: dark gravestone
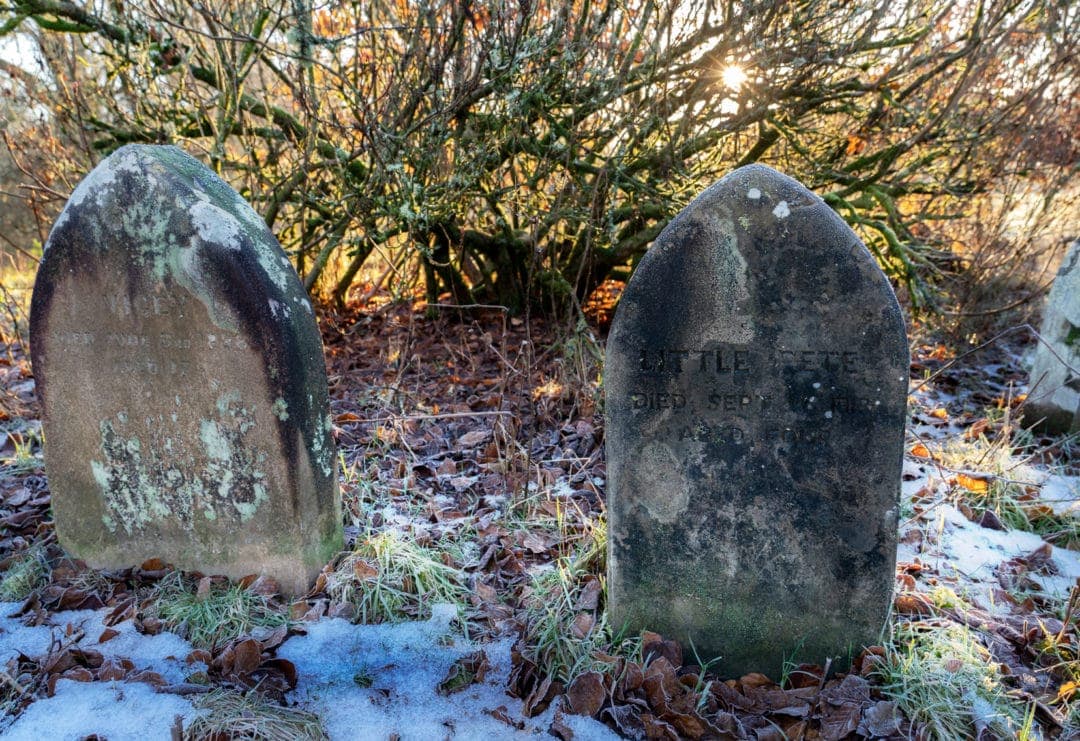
[1027,239,1080,433]
[606,164,907,678]
[30,145,341,595]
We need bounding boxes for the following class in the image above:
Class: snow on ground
[4,679,199,741]
[279,604,618,740]
[897,455,1080,615]
[0,601,618,740]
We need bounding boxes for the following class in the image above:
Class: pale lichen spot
[268,299,291,319]
[773,201,791,219]
[215,390,242,415]
[824,411,834,419]
[272,398,290,422]
[200,420,231,461]
[747,188,762,200]
[190,201,243,250]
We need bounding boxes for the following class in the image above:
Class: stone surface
[30,145,341,595]
[1027,240,1080,433]
[605,164,908,678]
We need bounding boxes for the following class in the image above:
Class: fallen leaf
[457,429,490,448]
[353,559,379,580]
[965,418,990,440]
[97,628,119,644]
[738,672,773,690]
[954,473,990,494]
[910,443,932,459]
[571,612,595,639]
[602,704,645,737]
[566,671,606,716]
[858,700,901,737]
[97,659,127,682]
[549,709,575,740]
[894,594,932,615]
[437,650,489,695]
[642,632,683,668]
[1058,680,1078,702]
[576,577,601,611]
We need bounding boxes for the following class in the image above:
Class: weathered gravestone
[30,145,342,595]
[1027,239,1080,433]
[606,164,908,678]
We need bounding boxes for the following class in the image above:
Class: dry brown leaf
[738,672,773,690]
[458,429,491,448]
[965,418,990,440]
[437,650,489,695]
[97,628,119,644]
[566,671,606,716]
[576,577,601,611]
[571,612,595,639]
[894,594,933,615]
[353,559,379,580]
[549,709,575,740]
[97,659,127,682]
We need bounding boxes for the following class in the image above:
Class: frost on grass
[145,572,289,649]
[325,529,468,623]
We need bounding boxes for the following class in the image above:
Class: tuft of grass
[184,689,327,741]
[325,528,467,623]
[145,572,289,649]
[0,543,49,601]
[932,410,1080,548]
[519,515,638,683]
[0,424,43,477]
[877,621,1031,739]
[928,585,972,612]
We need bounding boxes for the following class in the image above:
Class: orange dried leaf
[1058,681,1078,702]
[954,474,990,494]
[910,443,932,459]
[929,408,949,420]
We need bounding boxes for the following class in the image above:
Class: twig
[346,410,512,425]
[910,324,1080,395]
[427,303,510,312]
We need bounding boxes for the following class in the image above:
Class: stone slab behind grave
[1027,239,1080,433]
[29,145,342,596]
[605,164,908,679]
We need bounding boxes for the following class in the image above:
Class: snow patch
[278,606,619,740]
[0,604,199,684]
[2,679,200,741]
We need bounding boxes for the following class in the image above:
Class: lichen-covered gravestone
[30,145,341,595]
[606,164,908,678]
[1027,240,1080,433]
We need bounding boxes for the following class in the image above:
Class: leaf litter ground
[0,298,1078,739]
